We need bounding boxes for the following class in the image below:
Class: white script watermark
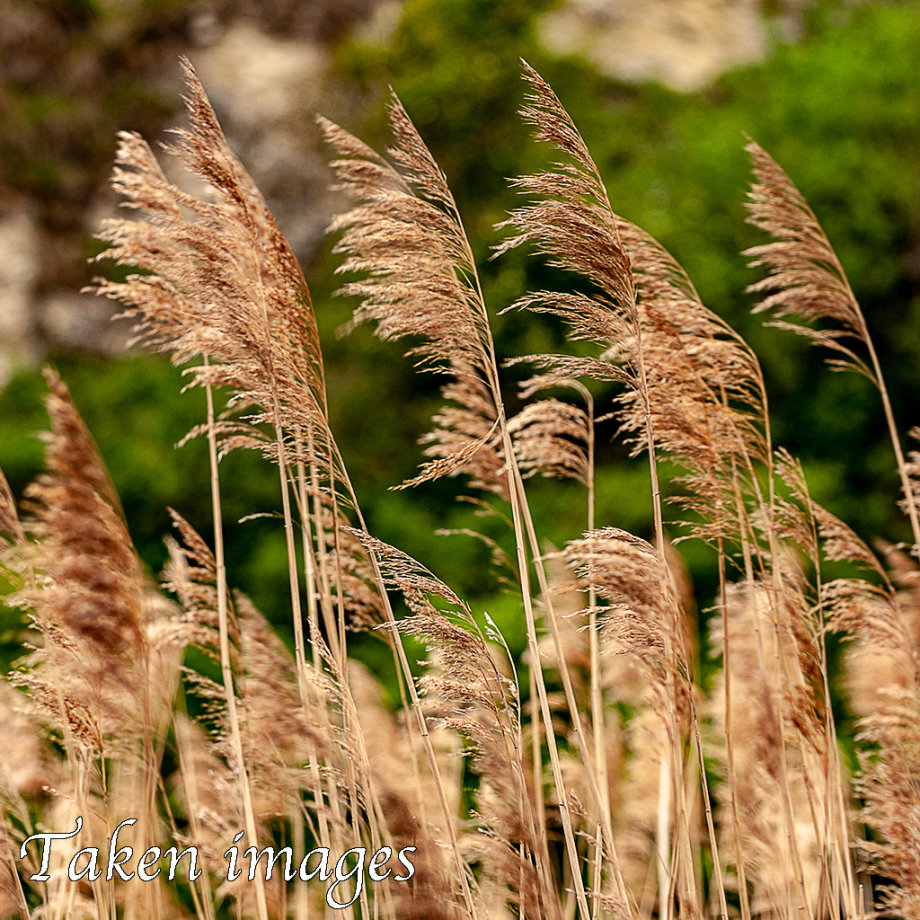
[19,817,416,909]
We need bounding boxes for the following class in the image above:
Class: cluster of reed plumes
[1,57,918,920]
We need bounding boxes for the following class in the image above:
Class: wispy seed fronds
[744,139,871,379]
[0,469,23,549]
[508,397,590,485]
[348,529,468,616]
[857,687,920,919]
[746,139,920,561]
[14,370,147,746]
[321,98,492,367]
[611,218,769,547]
[162,508,239,666]
[903,427,920,520]
[351,532,553,918]
[495,64,633,310]
[321,99,504,493]
[501,65,768,556]
[23,370,145,661]
[94,57,332,475]
[563,527,690,718]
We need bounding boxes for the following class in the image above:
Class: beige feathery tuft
[93,58,334,483]
[563,527,691,723]
[745,139,920,553]
[745,139,869,374]
[348,530,560,917]
[321,97,506,495]
[15,369,147,740]
[856,687,920,918]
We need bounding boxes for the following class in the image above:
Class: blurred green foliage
[2,0,919,676]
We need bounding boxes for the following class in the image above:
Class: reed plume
[746,139,920,552]
[14,369,148,746]
[320,98,505,495]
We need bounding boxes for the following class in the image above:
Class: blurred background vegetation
[1,0,919,683]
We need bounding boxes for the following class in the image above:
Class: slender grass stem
[203,371,269,920]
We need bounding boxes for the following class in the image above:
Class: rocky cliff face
[540,0,813,92]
